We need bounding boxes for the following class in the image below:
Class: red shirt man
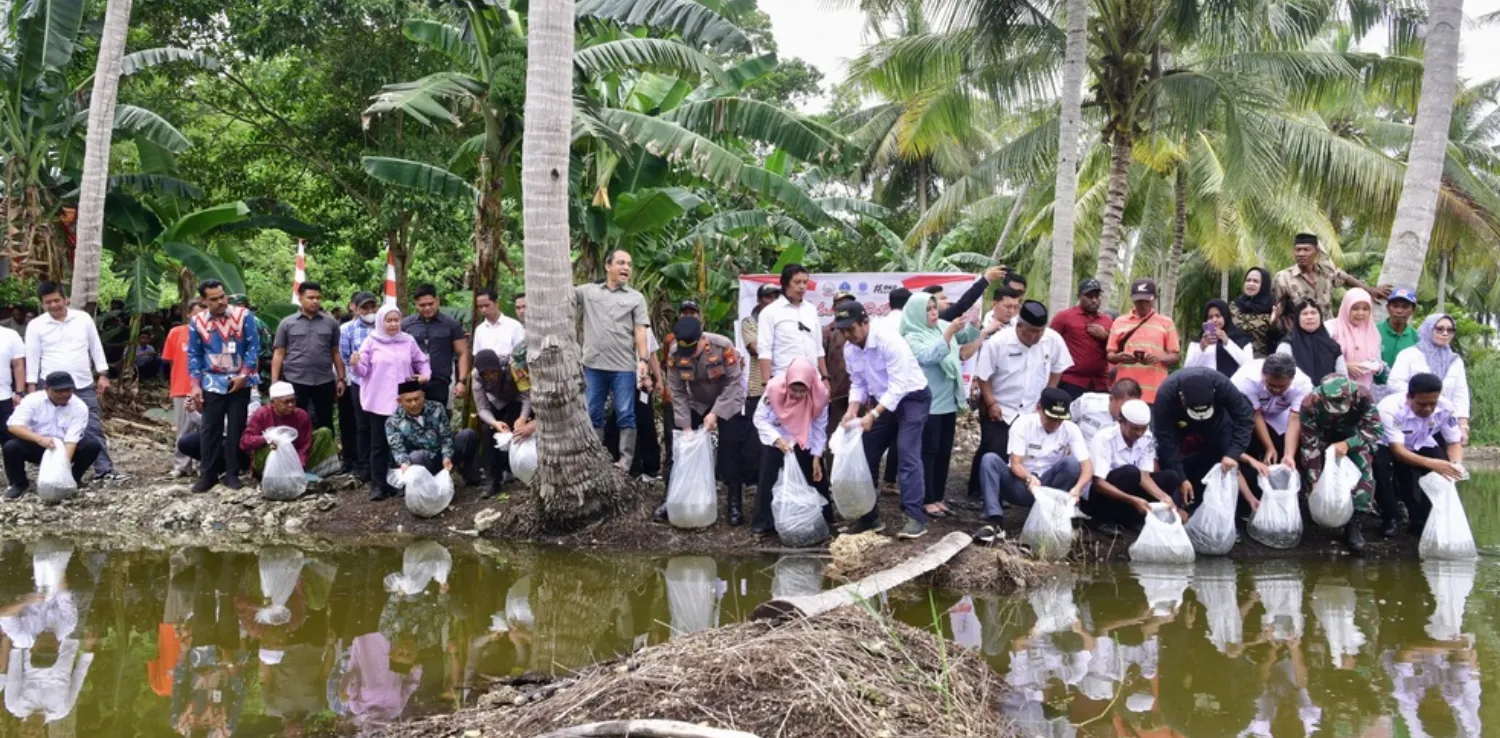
[1051,279,1114,398]
[240,382,315,466]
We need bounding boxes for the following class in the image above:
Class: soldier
[660,315,749,525]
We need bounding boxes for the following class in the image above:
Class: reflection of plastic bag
[1130,503,1196,564]
[31,538,73,596]
[1249,466,1302,549]
[770,556,824,599]
[664,556,717,637]
[1131,562,1192,617]
[1253,563,1304,641]
[1418,473,1477,560]
[666,431,716,528]
[504,576,534,630]
[509,437,538,485]
[828,425,876,519]
[772,457,828,548]
[404,467,454,518]
[36,439,76,503]
[1028,573,1078,634]
[382,540,452,596]
[1192,559,1242,653]
[255,546,307,625]
[260,426,307,501]
[1020,487,1076,561]
[948,595,982,649]
[1186,467,1237,555]
[1422,559,1476,641]
[492,432,513,451]
[1309,454,1356,529]
[1311,582,1366,666]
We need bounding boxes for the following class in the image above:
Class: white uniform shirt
[1006,412,1089,477]
[1184,338,1253,373]
[756,297,824,379]
[844,324,928,410]
[1231,360,1313,435]
[4,639,92,724]
[975,327,1073,423]
[1388,346,1471,418]
[24,310,106,390]
[1089,424,1157,477]
[0,326,23,397]
[1070,392,1114,443]
[1376,393,1463,450]
[752,395,829,456]
[472,315,524,359]
[8,391,89,443]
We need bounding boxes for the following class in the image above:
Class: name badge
[225,341,236,354]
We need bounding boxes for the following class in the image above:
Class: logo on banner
[857,281,868,292]
[821,284,834,296]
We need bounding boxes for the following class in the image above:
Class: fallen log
[751,531,971,620]
[534,720,761,738]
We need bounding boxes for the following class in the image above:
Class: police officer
[659,315,749,525]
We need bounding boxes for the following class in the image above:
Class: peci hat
[673,316,703,356]
[1040,388,1072,420]
[397,380,426,396]
[833,301,868,329]
[1121,399,1151,426]
[1294,232,1319,246]
[1130,279,1157,300]
[1018,300,1048,327]
[43,372,74,391]
[1179,374,1216,420]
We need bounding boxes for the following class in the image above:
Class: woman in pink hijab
[1328,288,1382,391]
[749,358,830,535]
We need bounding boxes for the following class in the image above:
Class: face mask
[360,313,375,325]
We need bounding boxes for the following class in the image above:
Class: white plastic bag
[1248,466,1302,549]
[1311,582,1366,666]
[1309,453,1356,529]
[1418,473,1477,560]
[1130,503,1196,564]
[404,466,454,518]
[492,431,513,451]
[1422,559,1476,641]
[664,556,718,637]
[254,546,306,625]
[1186,467,1237,555]
[666,430,716,529]
[1192,559,1242,654]
[383,540,452,597]
[1028,573,1079,635]
[509,436,538,485]
[1253,563,1304,641]
[259,426,307,501]
[828,425,876,519]
[770,556,824,599]
[36,439,76,503]
[772,456,828,548]
[1020,486,1076,561]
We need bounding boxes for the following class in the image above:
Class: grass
[1466,348,1500,447]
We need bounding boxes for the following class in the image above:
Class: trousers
[74,386,114,475]
[1374,443,1448,530]
[979,454,1083,521]
[3,437,102,489]
[1079,466,1185,526]
[199,388,250,483]
[921,412,957,505]
[338,383,366,474]
[293,381,337,433]
[857,388,931,526]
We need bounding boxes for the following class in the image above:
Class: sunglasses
[1434,326,1456,335]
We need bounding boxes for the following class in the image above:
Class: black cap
[1018,300,1048,327]
[833,302,868,329]
[1294,232,1319,246]
[757,283,781,299]
[1130,279,1157,299]
[475,349,503,372]
[397,380,425,395]
[1040,388,1072,420]
[1078,278,1103,296]
[352,291,377,308]
[1179,374,1216,411]
[677,299,700,315]
[673,316,703,356]
[43,372,74,391]
[833,290,856,304]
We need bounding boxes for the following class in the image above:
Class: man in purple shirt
[1373,372,1466,538]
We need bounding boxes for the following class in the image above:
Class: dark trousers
[476,403,523,484]
[200,388,250,483]
[1169,424,1235,511]
[425,378,451,408]
[0,399,13,444]
[1375,443,1447,529]
[881,427,899,485]
[176,433,250,476]
[746,396,768,486]
[1240,428,1286,515]
[968,416,1013,501]
[859,388,931,526]
[338,383,366,474]
[666,410,749,494]
[294,381,337,434]
[604,396,662,476]
[364,411,393,495]
[3,437,101,489]
[1058,381,1090,403]
[407,429,480,485]
[1080,466,1185,527]
[752,446,833,533]
[921,412,957,505]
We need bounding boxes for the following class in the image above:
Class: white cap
[1121,399,1151,426]
[269,381,295,400]
[259,648,285,665]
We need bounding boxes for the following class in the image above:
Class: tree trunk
[386,213,413,311]
[1437,250,1448,311]
[70,0,134,313]
[1094,130,1132,306]
[521,0,628,530]
[1161,166,1186,318]
[1048,0,1088,316]
[1221,270,1229,301]
[1377,0,1463,291]
[473,152,505,323]
[990,183,1028,263]
[916,159,929,267]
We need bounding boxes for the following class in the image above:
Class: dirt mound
[382,608,1012,738]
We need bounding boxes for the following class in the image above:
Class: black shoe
[1379,518,1400,538]
[223,475,242,491]
[368,486,391,502]
[652,505,669,524]
[4,485,24,500]
[727,489,744,527]
[1096,522,1124,537]
[840,518,885,536]
[191,478,217,494]
[1345,522,1367,555]
[973,525,997,545]
[481,483,500,500]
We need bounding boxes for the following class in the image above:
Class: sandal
[925,505,951,519]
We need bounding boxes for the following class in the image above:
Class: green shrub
[1467,348,1500,446]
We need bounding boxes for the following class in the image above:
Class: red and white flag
[291,239,307,305]
[383,247,398,307]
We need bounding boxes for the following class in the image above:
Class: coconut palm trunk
[70,0,134,312]
[1378,0,1463,291]
[1162,165,1187,317]
[1048,0,1088,316]
[520,0,628,530]
[1094,130,1132,306]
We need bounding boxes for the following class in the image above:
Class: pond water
[4,474,1500,737]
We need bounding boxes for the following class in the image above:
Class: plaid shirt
[339,317,375,386]
[385,401,455,465]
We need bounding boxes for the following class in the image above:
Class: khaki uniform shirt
[1272,261,1352,317]
[664,334,747,429]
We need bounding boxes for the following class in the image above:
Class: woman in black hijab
[1230,267,1279,356]
[1185,298,1254,377]
[1277,298,1346,382]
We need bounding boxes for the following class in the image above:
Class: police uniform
[661,319,752,526]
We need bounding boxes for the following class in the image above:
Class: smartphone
[1134,350,1147,364]
[1202,321,1217,338]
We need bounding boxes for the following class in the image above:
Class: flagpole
[384,246,398,308]
[292,239,306,305]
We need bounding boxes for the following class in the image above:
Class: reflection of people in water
[170,550,249,738]
[1377,560,1481,738]
[260,554,338,737]
[0,540,93,728]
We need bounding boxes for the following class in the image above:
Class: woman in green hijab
[901,291,980,519]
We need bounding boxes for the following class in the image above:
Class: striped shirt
[1107,312,1180,403]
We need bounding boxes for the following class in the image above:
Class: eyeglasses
[1434,326,1456,335]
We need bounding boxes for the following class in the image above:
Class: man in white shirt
[472,288,524,360]
[23,282,116,480]
[968,300,1073,504]
[1080,399,1185,535]
[1373,372,1466,538]
[0,320,25,442]
[978,388,1091,524]
[756,264,828,383]
[879,288,911,335]
[4,373,101,499]
[1232,353,1311,498]
[835,301,931,539]
[1071,378,1142,444]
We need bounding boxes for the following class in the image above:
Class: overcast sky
[761,0,1500,113]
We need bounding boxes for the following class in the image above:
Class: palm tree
[70,0,134,313]
[1049,0,1087,315]
[1378,0,1465,291]
[520,0,629,530]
